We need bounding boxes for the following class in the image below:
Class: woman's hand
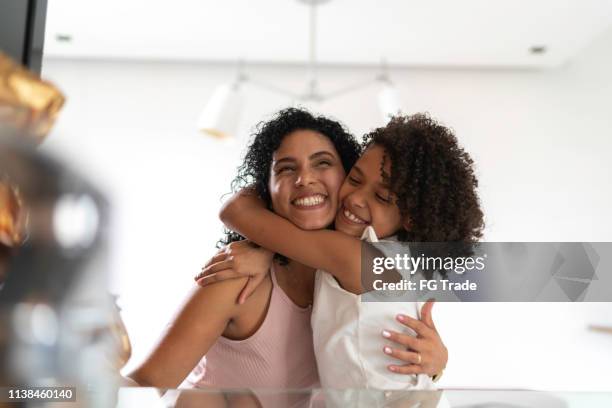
[195,240,274,304]
[381,300,448,378]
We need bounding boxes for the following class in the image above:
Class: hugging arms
[199,111,484,384]
[198,118,460,379]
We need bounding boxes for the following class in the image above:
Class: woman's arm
[126,278,248,388]
[219,190,363,293]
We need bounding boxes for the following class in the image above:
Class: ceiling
[43,0,612,69]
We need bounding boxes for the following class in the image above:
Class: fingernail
[384,346,392,354]
[397,314,405,322]
[388,365,397,372]
[382,330,391,338]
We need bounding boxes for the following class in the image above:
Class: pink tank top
[187,268,320,389]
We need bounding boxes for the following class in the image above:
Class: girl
[201,113,483,389]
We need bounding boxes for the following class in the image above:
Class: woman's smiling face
[269,129,346,230]
[335,145,405,238]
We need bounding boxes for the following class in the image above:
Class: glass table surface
[116,387,612,408]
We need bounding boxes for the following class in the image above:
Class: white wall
[40,26,612,391]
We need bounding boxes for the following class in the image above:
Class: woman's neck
[286,260,316,274]
[272,259,316,307]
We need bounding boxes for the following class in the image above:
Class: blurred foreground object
[0,51,64,287]
[589,325,612,335]
[0,178,26,286]
[110,295,132,370]
[0,51,65,144]
[0,54,129,407]
[0,180,26,248]
[0,136,122,407]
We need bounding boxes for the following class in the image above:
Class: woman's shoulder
[219,275,274,340]
[187,275,273,315]
[176,277,253,321]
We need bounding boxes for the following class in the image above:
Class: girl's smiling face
[334,145,406,238]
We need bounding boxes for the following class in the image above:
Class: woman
[126,108,447,389]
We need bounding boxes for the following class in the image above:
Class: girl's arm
[126,278,248,388]
[219,190,363,293]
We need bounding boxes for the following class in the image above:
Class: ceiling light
[197,77,245,138]
[376,62,401,123]
[377,82,401,124]
[198,0,402,138]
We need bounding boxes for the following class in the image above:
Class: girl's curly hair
[363,113,484,245]
[219,107,361,250]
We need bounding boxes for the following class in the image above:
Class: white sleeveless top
[311,226,435,390]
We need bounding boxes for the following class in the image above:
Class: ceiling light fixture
[197,74,246,139]
[198,0,402,138]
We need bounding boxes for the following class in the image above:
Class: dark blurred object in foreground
[0,134,120,407]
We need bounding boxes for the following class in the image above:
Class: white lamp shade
[197,83,244,138]
[377,82,401,123]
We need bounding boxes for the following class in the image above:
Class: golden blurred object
[0,180,27,247]
[589,325,612,335]
[0,52,65,144]
[110,296,132,369]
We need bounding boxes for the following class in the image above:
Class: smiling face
[268,129,346,230]
[335,144,406,238]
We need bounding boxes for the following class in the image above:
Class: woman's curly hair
[219,107,361,250]
[362,113,484,245]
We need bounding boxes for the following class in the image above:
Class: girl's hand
[195,240,274,304]
[381,300,448,378]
